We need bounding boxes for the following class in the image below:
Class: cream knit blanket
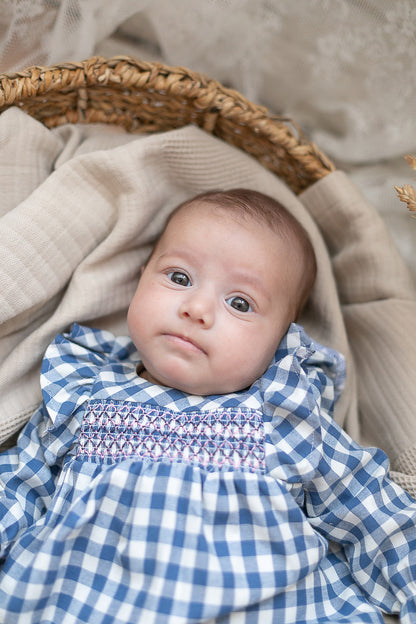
[1,108,416,498]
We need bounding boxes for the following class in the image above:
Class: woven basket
[0,55,335,195]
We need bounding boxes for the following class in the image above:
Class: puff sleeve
[305,408,416,619]
[263,324,416,619]
[0,324,134,559]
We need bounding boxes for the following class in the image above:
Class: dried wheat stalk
[395,155,416,217]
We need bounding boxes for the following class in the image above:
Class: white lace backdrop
[0,0,415,275]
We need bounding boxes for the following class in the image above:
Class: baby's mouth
[163,333,207,354]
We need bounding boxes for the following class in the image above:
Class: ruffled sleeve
[262,324,416,618]
[41,323,135,427]
[261,322,346,423]
[0,324,135,559]
[261,322,346,488]
[267,322,345,405]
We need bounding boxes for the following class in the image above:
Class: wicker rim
[0,55,336,194]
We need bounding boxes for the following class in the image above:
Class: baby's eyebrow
[230,269,271,302]
[158,248,199,265]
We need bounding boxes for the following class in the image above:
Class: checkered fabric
[1,323,416,623]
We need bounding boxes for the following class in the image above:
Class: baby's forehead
[161,201,305,263]
[166,200,276,235]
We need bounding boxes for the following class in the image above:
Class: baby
[0,189,415,624]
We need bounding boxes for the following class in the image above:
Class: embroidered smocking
[77,400,265,472]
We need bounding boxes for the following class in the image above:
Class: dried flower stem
[395,155,416,217]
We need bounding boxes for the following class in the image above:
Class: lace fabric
[0,0,146,72]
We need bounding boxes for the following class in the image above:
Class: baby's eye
[168,271,191,286]
[226,296,252,313]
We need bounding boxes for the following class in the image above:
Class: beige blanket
[1,107,416,499]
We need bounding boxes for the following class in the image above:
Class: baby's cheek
[127,299,147,344]
[223,342,263,388]
[242,336,274,379]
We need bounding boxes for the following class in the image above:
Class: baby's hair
[169,188,317,319]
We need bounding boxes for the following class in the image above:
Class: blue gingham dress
[1,323,416,624]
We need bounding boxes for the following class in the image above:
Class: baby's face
[127,202,302,395]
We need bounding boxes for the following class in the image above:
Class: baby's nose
[178,293,214,327]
